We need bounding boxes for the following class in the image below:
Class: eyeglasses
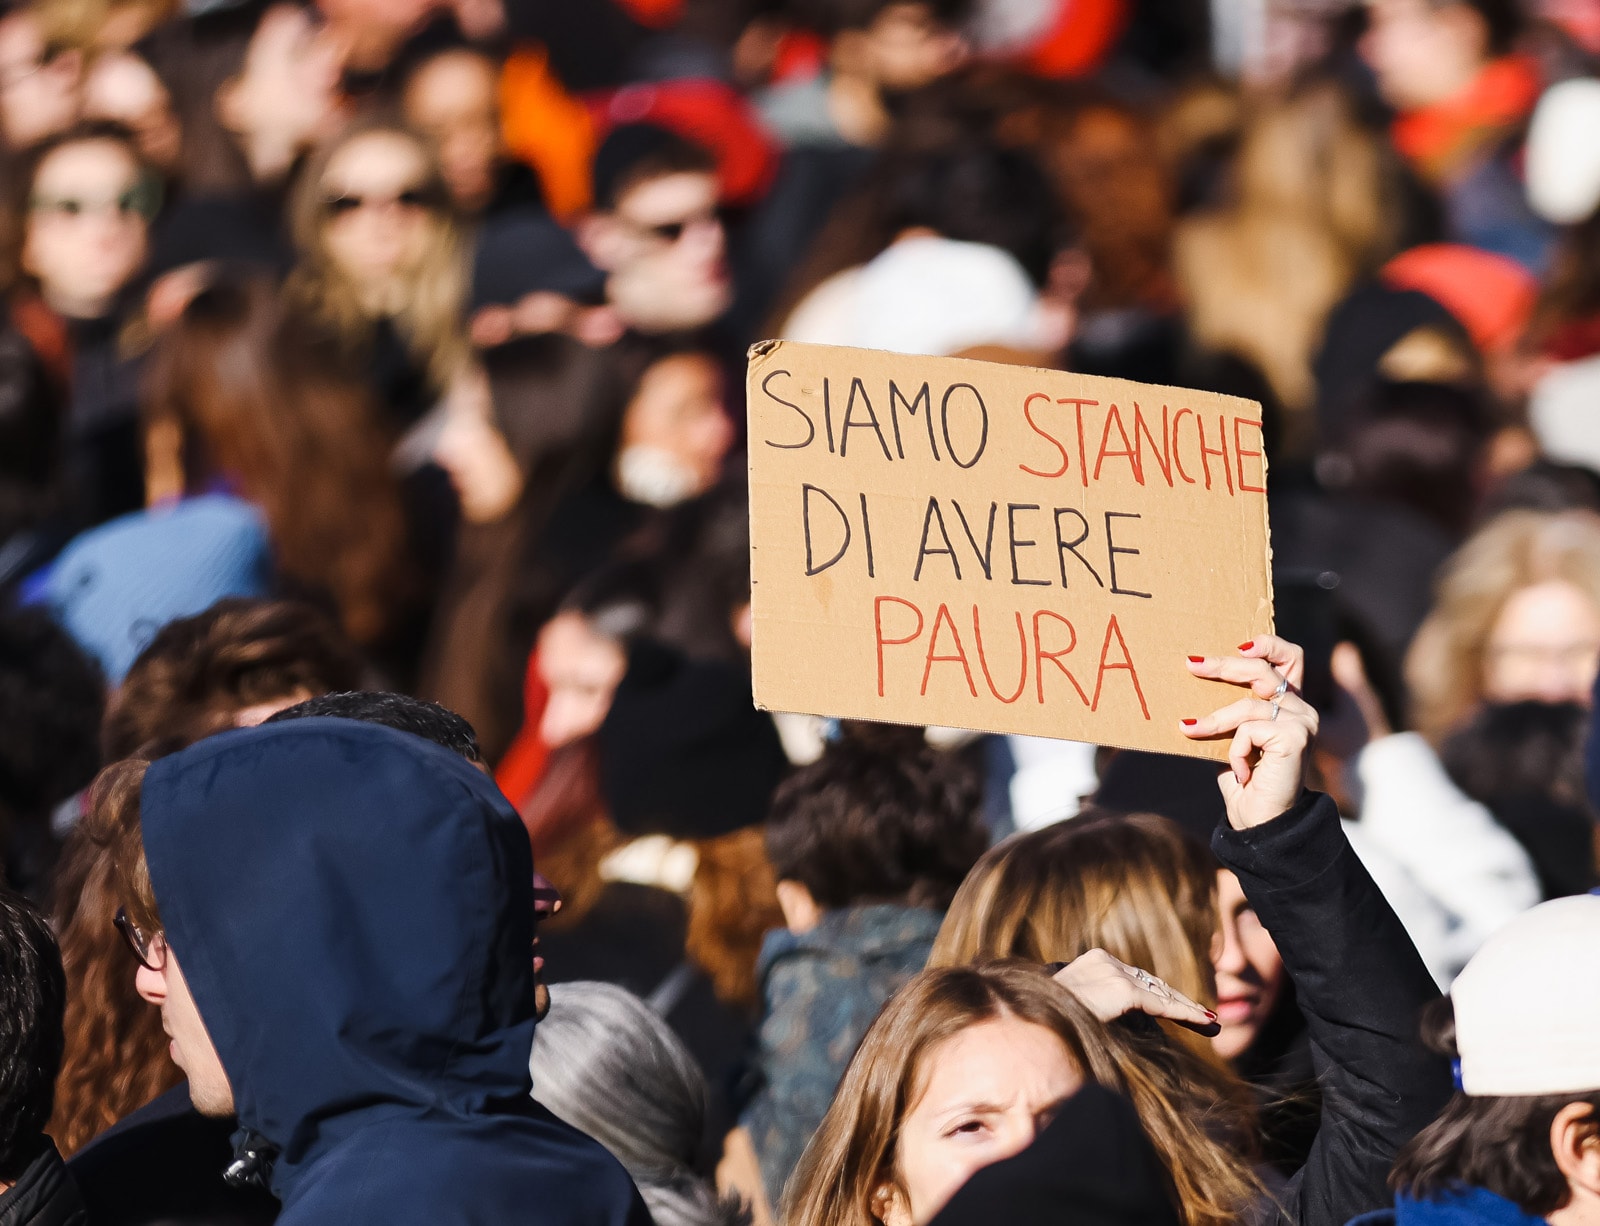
[30,180,160,222]
[321,186,447,216]
[114,907,167,972]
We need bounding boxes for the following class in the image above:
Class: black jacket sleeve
[1212,792,1452,1226]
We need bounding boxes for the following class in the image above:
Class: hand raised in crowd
[1180,635,1319,830]
[1051,947,1220,1034]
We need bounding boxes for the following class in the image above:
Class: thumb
[1216,766,1244,817]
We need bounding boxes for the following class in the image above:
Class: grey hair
[531,981,750,1226]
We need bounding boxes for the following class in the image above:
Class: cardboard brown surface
[746,340,1274,760]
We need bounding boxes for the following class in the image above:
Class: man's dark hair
[1457,0,1522,56]
[0,605,104,822]
[0,889,65,1181]
[266,692,482,764]
[877,138,1064,287]
[764,722,986,910]
[104,598,364,760]
[591,123,716,213]
[1392,997,1600,1215]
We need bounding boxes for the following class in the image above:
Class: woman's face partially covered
[875,1015,1083,1226]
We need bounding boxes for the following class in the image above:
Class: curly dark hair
[48,788,172,1157]
[764,722,986,911]
[0,888,65,1181]
[265,691,482,763]
[103,598,364,760]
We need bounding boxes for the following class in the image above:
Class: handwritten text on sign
[746,341,1274,759]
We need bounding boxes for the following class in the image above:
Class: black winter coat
[0,1141,87,1226]
[1214,791,1454,1226]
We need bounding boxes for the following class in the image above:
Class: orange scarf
[1391,54,1541,181]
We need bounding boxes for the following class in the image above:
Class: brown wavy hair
[48,758,160,1155]
[142,277,414,645]
[285,115,469,393]
[686,827,781,1011]
[102,598,363,759]
[783,963,1261,1226]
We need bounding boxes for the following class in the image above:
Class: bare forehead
[408,51,497,107]
[321,132,428,185]
[616,171,718,222]
[33,139,140,190]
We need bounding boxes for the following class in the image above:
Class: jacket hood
[140,719,540,1187]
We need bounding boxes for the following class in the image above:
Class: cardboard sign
[746,341,1274,760]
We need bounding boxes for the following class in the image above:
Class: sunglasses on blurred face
[322,185,447,216]
[624,208,723,246]
[30,180,159,222]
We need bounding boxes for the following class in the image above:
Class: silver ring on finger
[1271,673,1290,699]
[1270,699,1281,722]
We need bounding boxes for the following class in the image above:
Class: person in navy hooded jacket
[1349,894,1600,1226]
[88,716,651,1226]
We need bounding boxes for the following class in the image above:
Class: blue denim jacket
[739,904,943,1211]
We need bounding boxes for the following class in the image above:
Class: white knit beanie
[1451,895,1600,1096]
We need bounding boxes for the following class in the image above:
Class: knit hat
[1526,78,1600,225]
[597,639,787,840]
[42,495,272,683]
[1451,894,1600,1095]
[1381,244,1538,354]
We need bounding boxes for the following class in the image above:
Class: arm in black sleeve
[1212,792,1452,1226]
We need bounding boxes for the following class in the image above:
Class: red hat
[587,78,780,207]
[1381,243,1538,353]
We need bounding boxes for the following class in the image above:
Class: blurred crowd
[0,0,1597,1223]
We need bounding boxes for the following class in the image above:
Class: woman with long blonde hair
[1171,79,1402,446]
[285,115,470,426]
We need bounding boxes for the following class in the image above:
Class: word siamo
[756,369,1265,495]
[872,596,1149,719]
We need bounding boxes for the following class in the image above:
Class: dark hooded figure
[101,718,649,1225]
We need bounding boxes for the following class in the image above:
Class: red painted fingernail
[1187,655,1205,663]
[1205,1010,1218,1021]
[1238,640,1255,651]
[1181,718,1198,727]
